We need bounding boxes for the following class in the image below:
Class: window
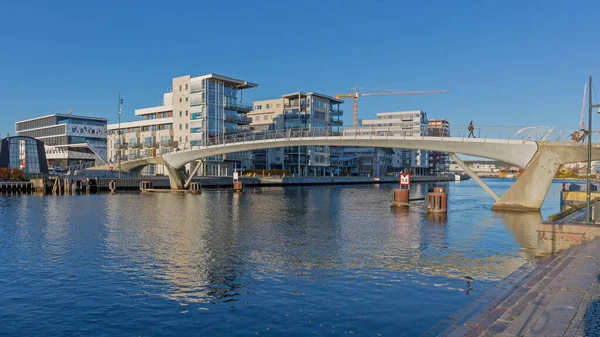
[185,110,188,116]
[185,97,188,102]
[255,105,262,110]
[185,84,188,90]
[179,98,182,103]
[179,137,182,142]
[276,104,281,108]
[179,124,182,130]
[185,136,188,142]
[185,123,188,129]
[256,116,260,121]
[179,111,182,117]
[266,104,270,109]
[179,85,182,91]
[265,115,269,120]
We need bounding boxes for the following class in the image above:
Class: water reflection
[495,211,545,258]
[0,181,575,336]
[6,182,572,309]
[95,182,562,308]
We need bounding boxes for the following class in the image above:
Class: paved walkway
[423,237,600,337]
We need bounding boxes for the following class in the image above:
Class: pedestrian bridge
[90,126,600,211]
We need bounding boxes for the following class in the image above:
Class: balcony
[144,141,157,148]
[329,109,343,116]
[114,143,128,150]
[284,102,306,109]
[223,99,253,112]
[160,140,178,148]
[129,142,143,149]
[329,118,343,126]
[224,113,252,125]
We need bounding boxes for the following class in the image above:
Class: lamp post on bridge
[586,76,600,223]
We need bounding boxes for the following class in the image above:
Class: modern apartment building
[15,113,108,169]
[107,73,257,176]
[249,92,344,176]
[248,98,285,169]
[340,147,388,177]
[428,119,451,174]
[107,91,175,175]
[359,111,430,175]
[249,98,284,132]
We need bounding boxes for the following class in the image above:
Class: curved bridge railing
[102,125,585,167]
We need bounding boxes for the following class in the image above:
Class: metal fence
[99,125,591,167]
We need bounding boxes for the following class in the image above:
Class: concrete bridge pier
[492,143,600,211]
[164,165,186,190]
[492,147,560,211]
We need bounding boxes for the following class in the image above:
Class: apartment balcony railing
[129,142,143,149]
[160,140,177,148]
[114,143,128,150]
[224,114,252,125]
[330,109,343,116]
[223,99,253,112]
[329,119,343,126]
[144,142,158,148]
[284,103,306,109]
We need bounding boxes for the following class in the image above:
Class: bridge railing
[103,125,588,166]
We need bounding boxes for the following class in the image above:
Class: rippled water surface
[0,179,562,336]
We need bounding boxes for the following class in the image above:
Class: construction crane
[334,86,450,128]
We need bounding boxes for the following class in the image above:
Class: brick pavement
[423,237,600,337]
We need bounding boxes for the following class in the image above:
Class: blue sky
[0,0,599,136]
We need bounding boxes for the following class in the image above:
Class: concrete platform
[424,237,600,337]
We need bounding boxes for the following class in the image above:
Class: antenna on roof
[67,109,74,115]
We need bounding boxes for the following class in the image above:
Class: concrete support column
[164,164,186,190]
[450,152,499,201]
[492,148,560,211]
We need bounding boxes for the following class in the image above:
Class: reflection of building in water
[103,194,243,304]
[101,184,554,303]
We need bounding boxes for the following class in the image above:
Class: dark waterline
[0,179,562,336]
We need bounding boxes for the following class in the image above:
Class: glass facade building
[0,136,49,174]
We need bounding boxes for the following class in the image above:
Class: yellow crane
[335,87,450,128]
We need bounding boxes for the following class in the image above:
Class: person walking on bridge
[468,121,476,138]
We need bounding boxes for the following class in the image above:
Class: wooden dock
[0,181,32,192]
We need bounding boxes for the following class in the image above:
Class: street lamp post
[586,76,600,223]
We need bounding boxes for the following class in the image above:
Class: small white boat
[505,173,515,178]
[454,174,461,181]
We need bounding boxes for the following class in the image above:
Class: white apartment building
[107,73,257,176]
[356,110,430,175]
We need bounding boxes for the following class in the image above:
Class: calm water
[0,179,563,336]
